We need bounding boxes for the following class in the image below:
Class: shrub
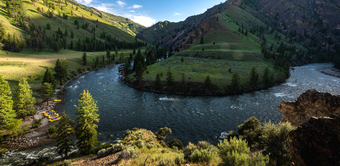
[48,125,56,134]
[183,142,197,159]
[155,127,172,140]
[63,159,72,166]
[32,124,39,128]
[112,143,124,153]
[260,122,295,165]
[166,138,183,149]
[97,149,106,157]
[175,155,184,165]
[146,142,155,149]
[218,137,269,166]
[237,117,262,147]
[119,146,140,159]
[197,141,211,149]
[189,144,218,163]
[136,140,145,148]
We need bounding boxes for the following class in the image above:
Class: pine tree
[82,52,87,66]
[231,73,240,93]
[263,67,270,86]
[62,58,68,81]
[43,68,56,89]
[42,82,53,106]
[55,59,64,85]
[106,49,110,64]
[166,68,174,88]
[204,75,212,89]
[154,74,162,90]
[250,67,259,87]
[56,111,75,158]
[75,90,99,154]
[13,78,36,118]
[135,62,144,87]
[0,75,16,125]
[200,36,204,44]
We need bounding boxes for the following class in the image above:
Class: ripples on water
[2,63,340,165]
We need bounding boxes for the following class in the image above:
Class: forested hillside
[0,0,146,53]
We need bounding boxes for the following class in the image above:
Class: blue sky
[76,0,225,27]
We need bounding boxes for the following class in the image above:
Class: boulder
[278,89,340,127]
[289,115,340,166]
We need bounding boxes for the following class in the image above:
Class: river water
[1,63,340,165]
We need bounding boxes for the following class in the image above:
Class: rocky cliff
[278,89,340,127]
[289,115,340,166]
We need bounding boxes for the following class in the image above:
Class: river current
[1,63,340,165]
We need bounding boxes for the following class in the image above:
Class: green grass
[0,48,144,97]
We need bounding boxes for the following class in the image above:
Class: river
[1,63,340,165]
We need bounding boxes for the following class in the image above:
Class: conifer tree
[154,74,162,90]
[200,36,204,44]
[166,68,174,88]
[42,82,53,106]
[75,90,99,154]
[263,67,270,86]
[43,68,56,89]
[13,78,36,118]
[55,59,64,85]
[204,75,212,89]
[56,111,74,158]
[135,62,144,87]
[231,73,240,93]
[0,75,16,125]
[82,52,87,66]
[62,58,68,81]
[106,49,110,64]
[250,67,259,87]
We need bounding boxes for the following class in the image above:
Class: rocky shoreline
[319,67,340,78]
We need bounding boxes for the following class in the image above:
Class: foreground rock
[289,115,340,166]
[278,89,340,127]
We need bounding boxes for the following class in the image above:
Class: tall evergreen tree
[134,62,144,87]
[56,111,75,158]
[75,90,99,154]
[231,73,241,93]
[0,75,16,124]
[204,75,212,89]
[250,67,259,87]
[106,49,110,64]
[133,49,145,71]
[166,68,174,88]
[42,82,53,106]
[13,78,36,118]
[154,74,162,90]
[62,58,68,81]
[55,59,64,85]
[263,67,270,86]
[200,36,204,44]
[82,52,87,66]
[42,68,56,89]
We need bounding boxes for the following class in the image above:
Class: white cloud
[92,4,112,13]
[117,1,126,7]
[76,0,93,5]
[129,10,135,13]
[129,4,143,9]
[174,12,181,16]
[131,15,156,27]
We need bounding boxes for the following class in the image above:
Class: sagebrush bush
[136,140,145,148]
[112,143,124,153]
[183,142,197,159]
[197,141,211,149]
[190,148,215,163]
[63,159,72,166]
[97,149,106,157]
[218,137,269,166]
[237,116,262,147]
[175,155,184,165]
[147,142,155,149]
[119,146,140,159]
[166,138,183,149]
[260,121,295,166]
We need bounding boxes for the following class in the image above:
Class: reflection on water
[1,63,340,165]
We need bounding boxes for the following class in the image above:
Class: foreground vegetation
[46,115,294,166]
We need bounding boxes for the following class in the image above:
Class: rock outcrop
[289,115,340,166]
[278,89,340,127]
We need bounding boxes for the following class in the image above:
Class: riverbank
[123,79,280,96]
[319,67,340,78]
[1,63,118,152]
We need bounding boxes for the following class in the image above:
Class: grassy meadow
[0,48,143,97]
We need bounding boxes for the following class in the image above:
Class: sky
[75,0,225,27]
